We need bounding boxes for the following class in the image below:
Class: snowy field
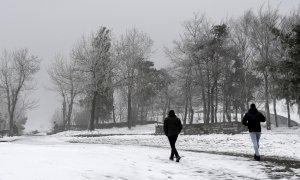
[0,124,299,179]
[59,124,300,161]
[0,135,299,180]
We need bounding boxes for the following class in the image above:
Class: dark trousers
[168,135,179,158]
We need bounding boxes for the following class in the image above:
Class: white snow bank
[62,126,300,161]
[0,141,280,180]
[0,136,25,142]
[55,124,157,137]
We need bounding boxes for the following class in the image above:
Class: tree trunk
[207,82,211,124]
[119,109,122,123]
[112,105,116,124]
[243,71,248,120]
[240,108,244,122]
[245,73,250,112]
[183,90,188,125]
[210,87,214,124]
[222,99,226,122]
[240,87,245,122]
[264,73,271,130]
[167,96,171,113]
[286,98,291,127]
[96,114,100,125]
[145,109,148,121]
[151,98,155,121]
[62,98,66,127]
[112,92,116,124]
[226,95,231,122]
[215,86,218,123]
[188,87,193,124]
[235,106,238,122]
[222,82,226,122]
[9,99,17,136]
[273,98,278,127]
[162,108,166,121]
[127,87,132,129]
[189,108,194,124]
[140,105,144,122]
[202,87,207,124]
[9,113,14,136]
[66,96,74,130]
[89,91,98,130]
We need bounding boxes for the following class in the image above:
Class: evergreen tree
[287,25,300,104]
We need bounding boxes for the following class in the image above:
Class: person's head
[250,103,256,109]
[168,110,176,117]
[249,103,258,113]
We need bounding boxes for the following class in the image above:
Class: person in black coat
[163,110,183,162]
[242,103,266,161]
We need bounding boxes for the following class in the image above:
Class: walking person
[163,110,183,162]
[242,103,266,161]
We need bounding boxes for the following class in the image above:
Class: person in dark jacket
[242,103,266,161]
[163,110,183,162]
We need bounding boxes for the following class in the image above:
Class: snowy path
[0,136,298,180]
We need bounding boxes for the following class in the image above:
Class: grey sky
[0,0,298,131]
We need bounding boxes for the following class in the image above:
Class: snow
[60,124,300,161]
[268,100,300,124]
[0,136,292,180]
[0,136,24,142]
[58,124,156,137]
[0,124,299,179]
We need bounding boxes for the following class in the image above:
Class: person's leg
[168,136,175,159]
[172,136,179,158]
[256,132,261,160]
[249,132,259,156]
[256,132,261,149]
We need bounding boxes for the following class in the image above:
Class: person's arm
[259,112,266,122]
[163,119,168,136]
[178,118,183,134]
[242,114,248,126]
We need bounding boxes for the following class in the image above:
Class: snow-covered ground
[0,135,299,180]
[58,124,300,161]
[269,100,300,124]
[0,124,299,179]
[59,124,156,136]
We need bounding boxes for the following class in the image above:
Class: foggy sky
[0,0,298,131]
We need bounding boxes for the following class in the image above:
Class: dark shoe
[169,157,174,161]
[176,156,181,162]
[256,156,260,161]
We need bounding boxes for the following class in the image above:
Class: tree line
[48,27,168,130]
[165,6,300,130]
[0,49,40,135]
[0,5,299,135]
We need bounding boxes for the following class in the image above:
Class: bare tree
[230,10,256,118]
[0,49,40,136]
[114,28,153,128]
[113,89,126,122]
[72,27,113,130]
[248,6,280,130]
[48,54,82,129]
[166,14,235,124]
[164,14,204,124]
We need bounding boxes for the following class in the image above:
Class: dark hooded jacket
[242,106,266,132]
[163,114,182,136]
